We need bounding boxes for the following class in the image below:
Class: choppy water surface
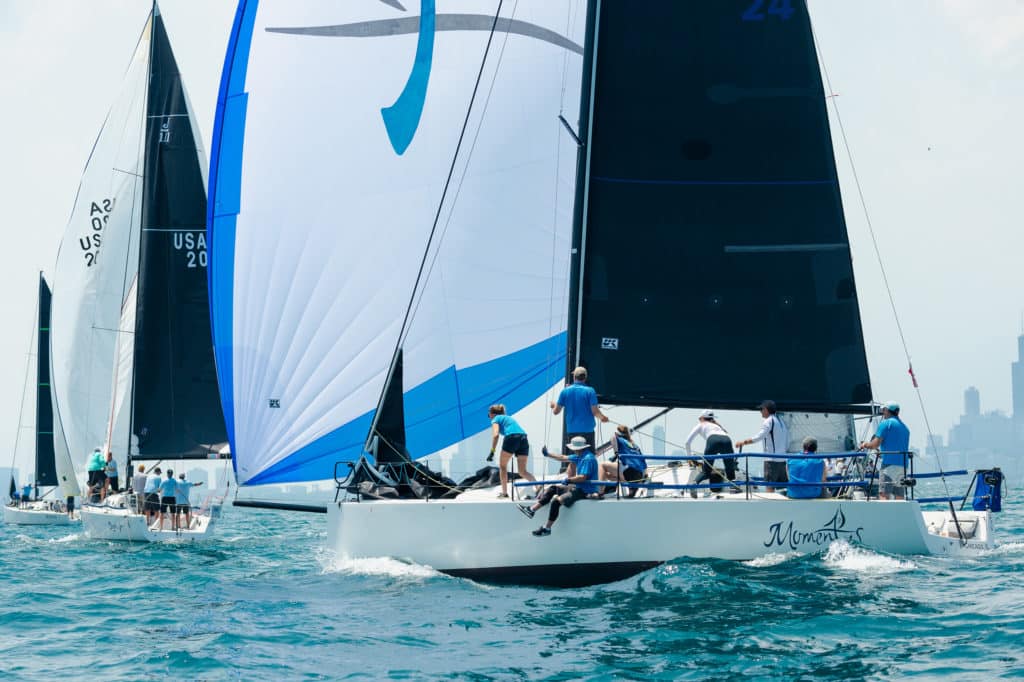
[2,483,1022,680]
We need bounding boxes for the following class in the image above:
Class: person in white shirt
[131,464,149,514]
[735,400,790,493]
[684,409,737,496]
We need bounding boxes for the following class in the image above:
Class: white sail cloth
[50,19,148,471]
[210,1,586,484]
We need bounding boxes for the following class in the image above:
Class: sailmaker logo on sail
[270,0,583,155]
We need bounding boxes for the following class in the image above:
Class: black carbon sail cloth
[36,276,58,486]
[572,0,872,412]
[131,11,227,458]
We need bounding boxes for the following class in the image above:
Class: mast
[565,0,601,375]
[7,281,38,496]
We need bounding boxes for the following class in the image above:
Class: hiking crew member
[520,436,599,536]
[735,400,790,493]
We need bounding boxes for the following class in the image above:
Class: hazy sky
[1,1,1021,473]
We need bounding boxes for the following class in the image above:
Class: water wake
[822,540,916,573]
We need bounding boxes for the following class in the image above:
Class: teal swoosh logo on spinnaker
[267,1,583,156]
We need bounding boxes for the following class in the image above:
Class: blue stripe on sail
[247,332,567,485]
[208,0,259,472]
[380,0,436,155]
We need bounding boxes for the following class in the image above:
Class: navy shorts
[502,433,529,457]
[160,496,177,513]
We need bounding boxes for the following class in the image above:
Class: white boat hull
[326,495,995,586]
[81,500,219,543]
[3,502,78,525]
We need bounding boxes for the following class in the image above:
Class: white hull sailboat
[3,501,78,526]
[327,497,993,586]
[53,2,229,545]
[207,1,1006,585]
[81,493,219,542]
[4,274,82,526]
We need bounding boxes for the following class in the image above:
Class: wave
[48,533,81,544]
[822,540,916,573]
[317,550,444,580]
[744,551,800,568]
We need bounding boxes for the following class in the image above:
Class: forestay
[572,0,872,413]
[210,1,587,485]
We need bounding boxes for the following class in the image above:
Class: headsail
[50,17,149,470]
[131,7,226,460]
[570,0,872,413]
[210,1,587,485]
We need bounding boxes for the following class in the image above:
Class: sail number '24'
[742,0,795,21]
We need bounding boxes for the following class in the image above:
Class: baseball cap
[757,400,776,412]
[885,401,900,414]
[700,409,715,419]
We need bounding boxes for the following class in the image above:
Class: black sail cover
[35,275,58,486]
[573,0,872,412]
[132,11,227,458]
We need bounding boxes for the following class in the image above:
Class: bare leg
[499,451,513,495]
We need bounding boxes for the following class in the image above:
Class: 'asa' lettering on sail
[80,198,114,267]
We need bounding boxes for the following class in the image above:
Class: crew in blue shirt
[859,402,911,499]
[599,425,648,498]
[788,437,826,499]
[487,404,536,498]
[158,470,179,530]
[549,366,609,451]
[175,473,204,530]
[142,467,162,524]
[519,436,600,536]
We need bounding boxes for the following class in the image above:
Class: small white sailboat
[207,1,1003,584]
[4,274,81,526]
[49,3,228,542]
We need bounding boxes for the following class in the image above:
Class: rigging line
[8,287,40,484]
[809,16,954,502]
[399,0,516,350]
[366,0,507,450]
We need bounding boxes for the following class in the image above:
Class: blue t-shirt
[557,382,598,433]
[21,484,32,499]
[159,478,178,498]
[104,459,118,477]
[176,480,194,504]
[144,475,160,494]
[787,457,824,499]
[491,414,525,436]
[574,452,599,495]
[615,436,647,472]
[876,417,910,467]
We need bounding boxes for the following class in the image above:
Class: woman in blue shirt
[488,404,536,498]
[599,425,648,497]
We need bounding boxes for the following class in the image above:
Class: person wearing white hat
[684,409,736,495]
[520,436,599,536]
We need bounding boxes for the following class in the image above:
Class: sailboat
[49,4,229,542]
[207,1,1000,585]
[4,274,81,525]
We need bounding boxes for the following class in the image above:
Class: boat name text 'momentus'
[763,509,865,550]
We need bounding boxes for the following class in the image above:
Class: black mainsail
[131,7,227,459]
[569,0,872,413]
[35,275,58,487]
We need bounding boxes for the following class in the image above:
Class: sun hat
[566,436,590,451]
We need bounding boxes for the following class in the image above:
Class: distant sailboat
[4,274,80,525]
[209,1,999,584]
[49,3,228,542]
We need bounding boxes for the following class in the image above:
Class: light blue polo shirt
[574,452,599,495]
[159,477,178,498]
[144,475,160,494]
[876,417,910,467]
[491,414,525,436]
[557,382,598,433]
[176,480,194,505]
[104,459,118,477]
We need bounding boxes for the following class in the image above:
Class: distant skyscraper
[964,386,981,417]
[653,425,666,456]
[1012,333,1024,423]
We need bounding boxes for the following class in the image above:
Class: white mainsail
[50,18,148,471]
